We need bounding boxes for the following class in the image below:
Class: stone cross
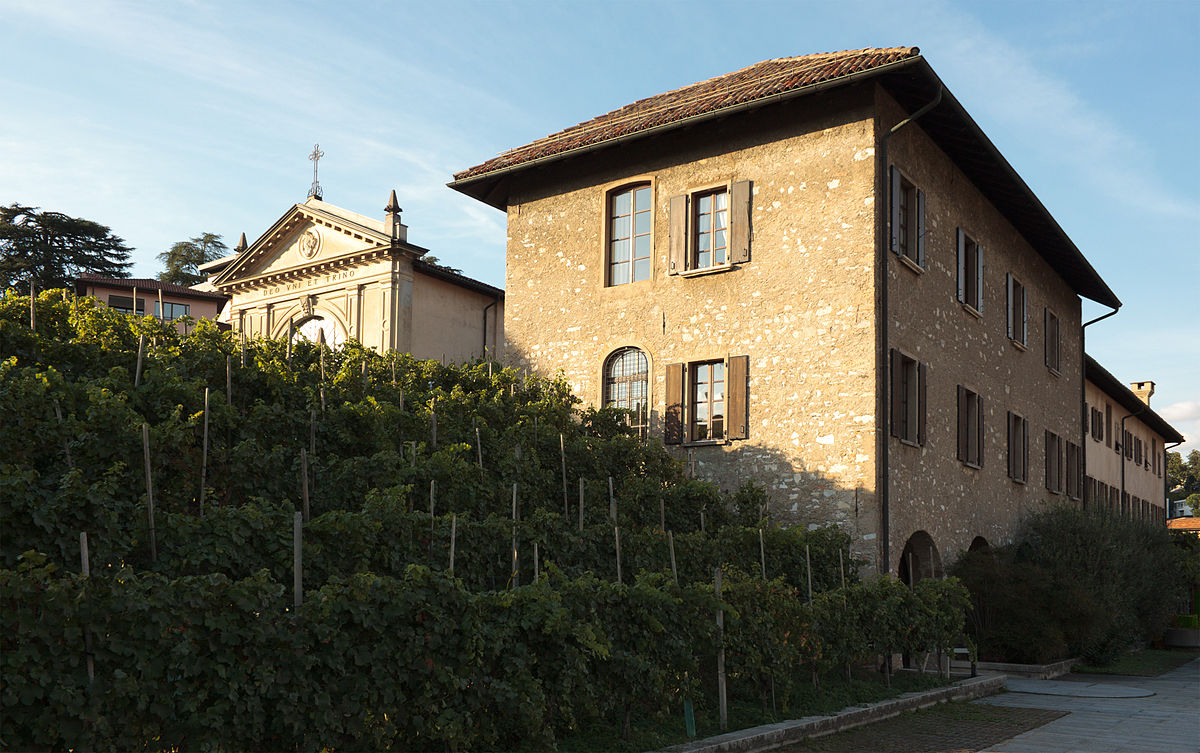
[308,143,324,200]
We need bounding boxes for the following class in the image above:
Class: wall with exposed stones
[880,85,1085,575]
[502,87,884,557]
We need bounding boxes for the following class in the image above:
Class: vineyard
[1,290,969,751]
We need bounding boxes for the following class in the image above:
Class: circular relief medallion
[298,228,321,260]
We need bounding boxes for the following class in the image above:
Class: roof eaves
[1085,354,1185,443]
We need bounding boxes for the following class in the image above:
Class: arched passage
[968,536,990,553]
[897,530,942,587]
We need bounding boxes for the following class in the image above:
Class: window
[1089,406,1104,442]
[956,228,984,313]
[1045,430,1063,494]
[664,356,749,444]
[1006,274,1027,345]
[1124,429,1133,459]
[155,301,191,320]
[668,181,751,274]
[603,348,649,437]
[1044,308,1061,373]
[1105,403,1112,448]
[1153,437,1160,476]
[890,167,925,267]
[1134,436,1143,466]
[607,183,652,286]
[108,294,145,315]
[890,350,926,445]
[1066,441,1082,500]
[956,386,984,468]
[1007,411,1029,483]
[693,189,729,270]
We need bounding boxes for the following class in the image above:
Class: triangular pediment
[214,199,394,287]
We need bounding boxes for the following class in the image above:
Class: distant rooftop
[76,274,228,301]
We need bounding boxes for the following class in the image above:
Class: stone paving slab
[976,657,1200,753]
[1000,677,1154,698]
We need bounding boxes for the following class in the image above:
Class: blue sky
[2,0,1197,451]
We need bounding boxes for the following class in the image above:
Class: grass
[1074,647,1200,677]
[553,669,948,753]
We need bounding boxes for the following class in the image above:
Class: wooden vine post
[559,433,568,517]
[668,531,678,585]
[79,532,94,685]
[759,528,767,579]
[293,511,303,608]
[134,334,146,387]
[614,526,622,584]
[226,355,232,406]
[475,427,483,468]
[608,476,616,523]
[448,514,457,575]
[141,423,157,562]
[29,279,36,331]
[511,483,519,587]
[578,477,584,531]
[805,544,813,602]
[199,387,210,516]
[52,401,73,468]
[300,448,310,523]
[715,566,727,731]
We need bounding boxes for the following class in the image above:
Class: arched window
[604,347,649,437]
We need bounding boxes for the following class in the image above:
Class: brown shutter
[956,229,966,302]
[1022,418,1028,482]
[730,180,751,264]
[1007,412,1014,478]
[1005,274,1014,339]
[976,394,985,468]
[916,188,926,266]
[1045,430,1052,490]
[889,349,902,438]
[668,194,687,275]
[1044,309,1050,367]
[957,385,967,461]
[665,363,684,444]
[917,361,927,446]
[889,166,901,255]
[727,355,749,439]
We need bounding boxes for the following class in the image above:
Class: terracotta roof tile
[76,274,229,301]
[1168,517,1200,532]
[454,47,920,181]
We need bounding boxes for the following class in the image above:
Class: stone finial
[1131,381,1155,406]
[385,189,402,214]
[235,232,248,252]
[385,189,407,245]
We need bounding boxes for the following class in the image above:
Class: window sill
[1047,367,1061,378]
[898,255,924,275]
[604,278,653,290]
[678,264,734,279]
[897,437,922,449]
[683,439,728,448]
[1009,339,1027,352]
[1010,476,1027,485]
[961,303,983,320]
[961,460,981,470]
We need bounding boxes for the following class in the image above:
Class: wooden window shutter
[668,195,688,275]
[889,349,902,438]
[727,355,749,439]
[956,229,966,303]
[916,189,926,266]
[1043,309,1050,367]
[1022,418,1028,481]
[1045,430,1052,489]
[917,361,927,446]
[976,395,985,468]
[730,180,751,264]
[889,167,901,255]
[956,385,967,461]
[665,363,684,444]
[1007,412,1014,478]
[1005,273,1014,339]
[975,244,985,314]
[1021,283,1028,345]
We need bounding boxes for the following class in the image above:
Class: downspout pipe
[877,86,943,576]
[1082,305,1120,504]
[1119,406,1146,517]
[482,298,498,361]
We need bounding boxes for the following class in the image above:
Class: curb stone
[653,674,1004,753]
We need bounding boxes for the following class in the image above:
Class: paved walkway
[977,658,1200,753]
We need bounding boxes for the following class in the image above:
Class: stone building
[201,193,502,362]
[1083,356,1183,521]
[450,47,1123,576]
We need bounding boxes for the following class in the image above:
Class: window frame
[688,359,726,442]
[604,180,654,288]
[664,355,749,445]
[602,347,650,438]
[155,301,191,320]
[1005,273,1027,347]
[890,349,926,446]
[668,180,751,276]
[956,228,985,314]
[1065,440,1082,500]
[690,187,731,272]
[108,294,146,315]
[1044,308,1061,374]
[890,166,926,269]
[1007,411,1029,483]
[957,385,984,469]
[1045,430,1064,494]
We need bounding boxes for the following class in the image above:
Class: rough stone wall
[1083,380,1166,513]
[880,86,1084,573]
[503,89,882,552]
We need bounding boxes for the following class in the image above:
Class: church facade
[202,193,503,362]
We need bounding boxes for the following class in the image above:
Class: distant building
[200,193,503,362]
[75,274,229,333]
[1084,356,1185,522]
[452,46,1128,576]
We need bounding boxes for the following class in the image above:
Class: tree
[0,204,132,290]
[1188,493,1200,517]
[157,232,228,286]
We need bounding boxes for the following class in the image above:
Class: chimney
[384,190,407,245]
[1130,381,1155,406]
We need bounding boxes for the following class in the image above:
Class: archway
[291,312,347,349]
[897,530,942,587]
[968,536,990,553]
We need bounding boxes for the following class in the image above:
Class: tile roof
[454,47,920,181]
[1084,355,1184,444]
[76,274,229,301]
[1167,517,1200,532]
